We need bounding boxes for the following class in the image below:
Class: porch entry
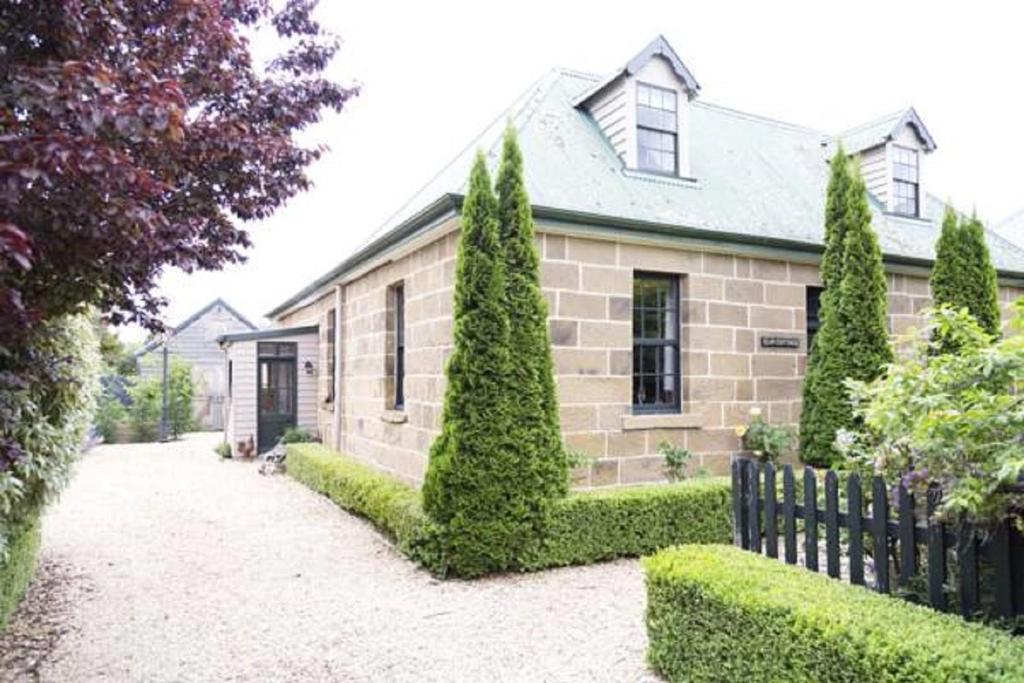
[257,342,297,452]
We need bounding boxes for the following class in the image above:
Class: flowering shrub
[840,305,1024,528]
[735,408,793,463]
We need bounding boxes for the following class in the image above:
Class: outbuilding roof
[269,52,1024,317]
[137,297,257,356]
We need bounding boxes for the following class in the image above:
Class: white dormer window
[637,83,678,174]
[891,146,919,217]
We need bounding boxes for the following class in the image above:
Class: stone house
[137,298,257,430]
[249,36,1024,485]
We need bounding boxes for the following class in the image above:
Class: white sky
[122,1,1024,341]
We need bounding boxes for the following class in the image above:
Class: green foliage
[0,509,40,631]
[737,409,793,463]
[801,158,891,467]
[841,305,1024,527]
[423,149,541,577]
[281,427,316,444]
[214,441,232,459]
[127,358,196,441]
[96,323,138,376]
[287,444,443,573]
[644,545,1024,682]
[495,125,569,503]
[931,208,1001,340]
[524,479,733,571]
[94,393,128,443]
[289,443,732,577]
[0,314,100,561]
[657,441,695,481]
[820,145,853,291]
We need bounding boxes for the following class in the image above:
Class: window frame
[631,271,682,415]
[389,283,406,411]
[805,285,824,351]
[325,308,336,404]
[636,82,679,176]
[891,146,920,217]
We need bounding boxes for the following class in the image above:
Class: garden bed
[286,443,732,577]
[645,544,1024,682]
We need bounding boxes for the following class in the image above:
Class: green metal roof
[836,107,937,154]
[269,66,1024,317]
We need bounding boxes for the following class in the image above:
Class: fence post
[872,476,890,594]
[731,459,744,547]
[926,485,946,611]
[804,467,818,572]
[957,522,978,619]
[783,466,797,564]
[848,473,864,586]
[825,470,840,578]
[898,483,916,588]
[747,460,761,553]
[764,462,778,559]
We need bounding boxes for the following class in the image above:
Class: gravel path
[4,434,657,682]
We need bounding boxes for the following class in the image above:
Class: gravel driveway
[3,434,657,682]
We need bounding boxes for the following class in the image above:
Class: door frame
[256,342,298,452]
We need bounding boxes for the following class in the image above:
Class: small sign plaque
[760,335,801,349]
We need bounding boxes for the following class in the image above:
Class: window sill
[622,168,699,188]
[621,413,702,431]
[380,410,407,425]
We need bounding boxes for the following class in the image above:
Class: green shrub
[127,357,196,440]
[524,478,732,570]
[280,427,316,444]
[0,508,41,631]
[656,441,695,481]
[645,545,1024,682]
[94,392,128,443]
[214,441,232,459]
[288,443,732,577]
[286,444,443,572]
[931,208,1001,340]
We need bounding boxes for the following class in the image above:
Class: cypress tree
[800,148,855,466]
[836,166,893,385]
[422,152,518,576]
[494,127,568,514]
[930,209,1001,339]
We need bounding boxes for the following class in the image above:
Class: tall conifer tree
[800,148,855,466]
[422,152,519,576]
[495,126,569,511]
[930,209,1001,339]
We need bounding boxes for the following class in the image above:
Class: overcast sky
[122,1,1024,341]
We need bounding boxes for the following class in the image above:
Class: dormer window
[637,83,678,174]
[892,146,919,217]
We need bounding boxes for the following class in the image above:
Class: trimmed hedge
[522,477,731,570]
[286,444,442,571]
[288,444,732,577]
[645,545,1024,682]
[0,508,42,630]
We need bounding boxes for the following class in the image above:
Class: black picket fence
[731,458,1024,622]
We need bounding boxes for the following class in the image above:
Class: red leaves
[0,0,355,340]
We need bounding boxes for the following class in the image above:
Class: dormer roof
[837,107,937,154]
[573,35,700,108]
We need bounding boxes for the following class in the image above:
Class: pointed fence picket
[731,458,1024,621]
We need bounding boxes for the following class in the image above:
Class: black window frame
[805,285,824,351]
[891,146,920,217]
[636,82,678,176]
[325,308,336,404]
[632,271,681,414]
[392,284,405,410]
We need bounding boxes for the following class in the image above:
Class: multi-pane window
[388,283,406,410]
[637,83,677,174]
[325,308,336,403]
[892,146,919,217]
[632,273,680,413]
[806,286,824,350]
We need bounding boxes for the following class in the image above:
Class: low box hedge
[288,444,732,577]
[523,477,732,570]
[644,544,1024,682]
[0,508,42,630]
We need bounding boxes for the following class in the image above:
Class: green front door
[257,342,297,452]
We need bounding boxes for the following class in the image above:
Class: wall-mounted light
[304,360,315,376]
